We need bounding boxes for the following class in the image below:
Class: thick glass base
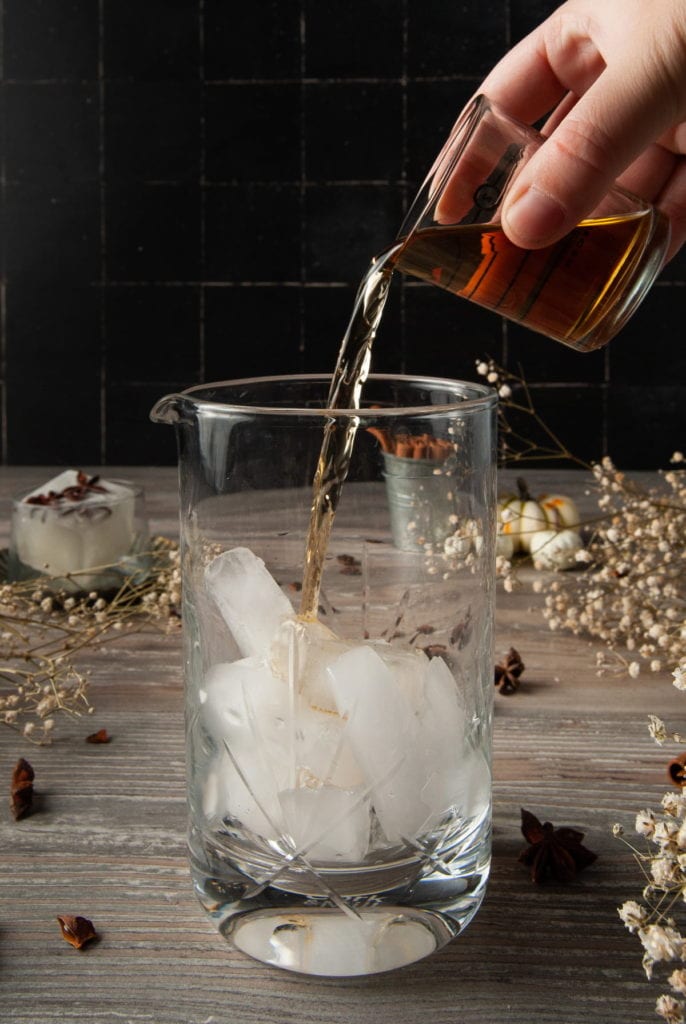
[189,808,490,977]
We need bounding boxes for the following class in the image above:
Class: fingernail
[504,187,566,246]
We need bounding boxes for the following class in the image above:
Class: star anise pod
[494,647,525,694]
[519,808,597,884]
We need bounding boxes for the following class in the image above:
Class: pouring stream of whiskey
[298,244,400,620]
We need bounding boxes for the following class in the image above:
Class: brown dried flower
[86,728,111,744]
[56,914,98,949]
[10,757,34,820]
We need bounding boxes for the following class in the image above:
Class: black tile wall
[0,1,682,467]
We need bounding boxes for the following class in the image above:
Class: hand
[478,0,686,260]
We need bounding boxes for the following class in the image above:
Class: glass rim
[152,372,498,421]
[397,94,487,241]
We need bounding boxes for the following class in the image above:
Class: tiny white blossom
[656,993,685,1024]
[636,809,657,837]
[628,661,641,678]
[669,970,686,996]
[475,361,489,376]
[671,451,685,463]
[649,715,668,744]
[674,664,686,692]
[618,900,647,933]
[498,384,512,399]
[639,923,684,963]
[652,855,678,887]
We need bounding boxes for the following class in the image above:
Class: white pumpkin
[530,528,583,570]
[538,493,580,530]
[498,480,580,553]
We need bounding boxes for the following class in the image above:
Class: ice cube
[420,746,491,822]
[279,784,370,863]
[295,704,365,789]
[202,659,290,760]
[202,750,284,840]
[205,547,293,659]
[11,470,137,584]
[420,655,467,774]
[365,640,428,712]
[270,617,349,712]
[327,645,430,842]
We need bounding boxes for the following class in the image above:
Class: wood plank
[0,466,678,1023]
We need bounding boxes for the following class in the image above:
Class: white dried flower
[650,716,669,745]
[628,661,641,678]
[652,856,678,887]
[639,924,684,963]
[656,993,685,1023]
[674,664,686,692]
[636,809,657,837]
[618,900,647,933]
[670,970,686,996]
[498,384,512,399]
[475,360,489,376]
[671,452,685,463]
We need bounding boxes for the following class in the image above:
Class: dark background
[0,0,683,468]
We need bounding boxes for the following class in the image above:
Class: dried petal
[57,914,98,949]
[10,757,34,820]
[86,728,111,744]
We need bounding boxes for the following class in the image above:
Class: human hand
[478,0,686,260]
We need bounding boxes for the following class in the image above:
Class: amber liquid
[299,249,397,620]
[395,210,667,350]
[299,208,666,615]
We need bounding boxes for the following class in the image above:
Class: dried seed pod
[57,914,98,949]
[10,758,34,820]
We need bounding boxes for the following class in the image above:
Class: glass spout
[150,393,186,425]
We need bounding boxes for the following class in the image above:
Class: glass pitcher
[152,373,496,977]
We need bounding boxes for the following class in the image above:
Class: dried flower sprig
[616,791,686,1021]
[0,537,181,742]
[532,454,685,678]
[476,358,590,469]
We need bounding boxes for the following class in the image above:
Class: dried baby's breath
[477,359,686,1019]
[0,538,180,742]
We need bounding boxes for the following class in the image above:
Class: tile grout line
[298,2,307,366]
[399,0,409,375]
[198,0,206,382]
[0,0,7,463]
[98,0,107,464]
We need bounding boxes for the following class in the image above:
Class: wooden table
[0,467,681,1024]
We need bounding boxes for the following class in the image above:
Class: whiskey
[298,249,397,620]
[299,207,668,614]
[394,210,668,350]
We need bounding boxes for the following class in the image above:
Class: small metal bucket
[382,452,457,552]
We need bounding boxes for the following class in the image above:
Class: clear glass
[152,374,496,977]
[8,475,150,593]
[394,94,670,351]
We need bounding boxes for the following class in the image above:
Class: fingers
[656,156,686,261]
[501,67,681,247]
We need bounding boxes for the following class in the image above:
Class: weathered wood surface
[0,466,681,1024]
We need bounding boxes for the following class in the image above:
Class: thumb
[501,69,677,248]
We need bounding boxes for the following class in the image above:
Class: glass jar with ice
[152,374,496,977]
[8,470,150,592]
